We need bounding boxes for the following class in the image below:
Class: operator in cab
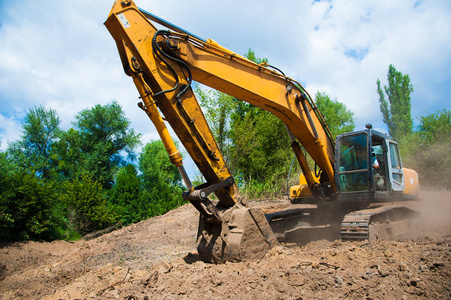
[371,148,379,171]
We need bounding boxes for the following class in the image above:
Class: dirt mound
[0,191,450,299]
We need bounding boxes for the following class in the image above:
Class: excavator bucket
[196,206,279,263]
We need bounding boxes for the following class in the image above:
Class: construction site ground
[0,190,450,299]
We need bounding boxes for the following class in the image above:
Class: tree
[0,152,63,241]
[1,102,155,240]
[314,92,355,137]
[1,107,66,241]
[109,164,145,225]
[377,64,414,141]
[195,86,235,154]
[8,106,61,180]
[228,50,299,197]
[193,48,268,166]
[230,49,268,122]
[400,109,451,189]
[417,108,451,143]
[139,141,184,216]
[230,109,293,181]
[62,175,115,234]
[52,128,84,181]
[196,49,299,197]
[0,152,19,240]
[245,48,268,65]
[67,101,141,188]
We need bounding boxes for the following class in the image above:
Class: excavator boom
[105,1,420,263]
[104,1,336,262]
[105,1,336,206]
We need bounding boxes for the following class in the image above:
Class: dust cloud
[411,190,451,238]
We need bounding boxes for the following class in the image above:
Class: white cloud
[288,0,451,130]
[0,113,22,151]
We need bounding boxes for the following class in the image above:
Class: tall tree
[196,49,298,196]
[8,106,61,179]
[314,92,355,137]
[67,101,141,188]
[228,49,294,194]
[377,64,413,141]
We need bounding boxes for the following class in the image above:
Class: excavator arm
[105,0,336,262]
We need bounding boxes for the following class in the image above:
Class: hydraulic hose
[151,30,193,102]
[151,30,180,97]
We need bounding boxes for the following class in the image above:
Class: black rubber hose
[267,64,285,76]
[152,30,193,101]
[152,30,179,97]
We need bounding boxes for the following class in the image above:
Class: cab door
[335,132,372,200]
[386,141,405,192]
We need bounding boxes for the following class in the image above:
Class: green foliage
[0,153,63,241]
[139,141,185,215]
[109,164,146,225]
[239,179,282,200]
[377,64,413,141]
[8,106,61,180]
[226,51,293,197]
[1,101,189,242]
[245,48,268,65]
[194,49,301,199]
[230,110,293,186]
[0,152,17,239]
[196,86,235,153]
[418,108,451,143]
[374,66,450,188]
[314,92,355,137]
[400,109,451,189]
[196,49,357,199]
[70,101,141,188]
[62,175,116,234]
[52,128,84,180]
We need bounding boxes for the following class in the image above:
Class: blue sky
[1,0,450,175]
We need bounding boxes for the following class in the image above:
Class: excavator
[105,0,420,263]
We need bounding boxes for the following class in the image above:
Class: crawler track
[341,205,420,241]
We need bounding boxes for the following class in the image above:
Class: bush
[400,109,451,189]
[62,175,116,234]
[0,165,63,241]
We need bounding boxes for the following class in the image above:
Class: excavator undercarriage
[266,202,421,246]
[341,205,421,241]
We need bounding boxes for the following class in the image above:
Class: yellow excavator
[105,0,420,263]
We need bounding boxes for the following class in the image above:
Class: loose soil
[1,191,450,299]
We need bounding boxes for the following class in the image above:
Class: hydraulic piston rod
[133,72,193,191]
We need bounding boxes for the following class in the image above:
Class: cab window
[389,143,401,169]
[338,133,370,192]
[339,134,368,172]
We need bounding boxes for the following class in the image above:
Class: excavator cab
[335,124,409,201]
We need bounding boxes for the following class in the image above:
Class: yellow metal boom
[105,1,336,206]
[105,0,337,262]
